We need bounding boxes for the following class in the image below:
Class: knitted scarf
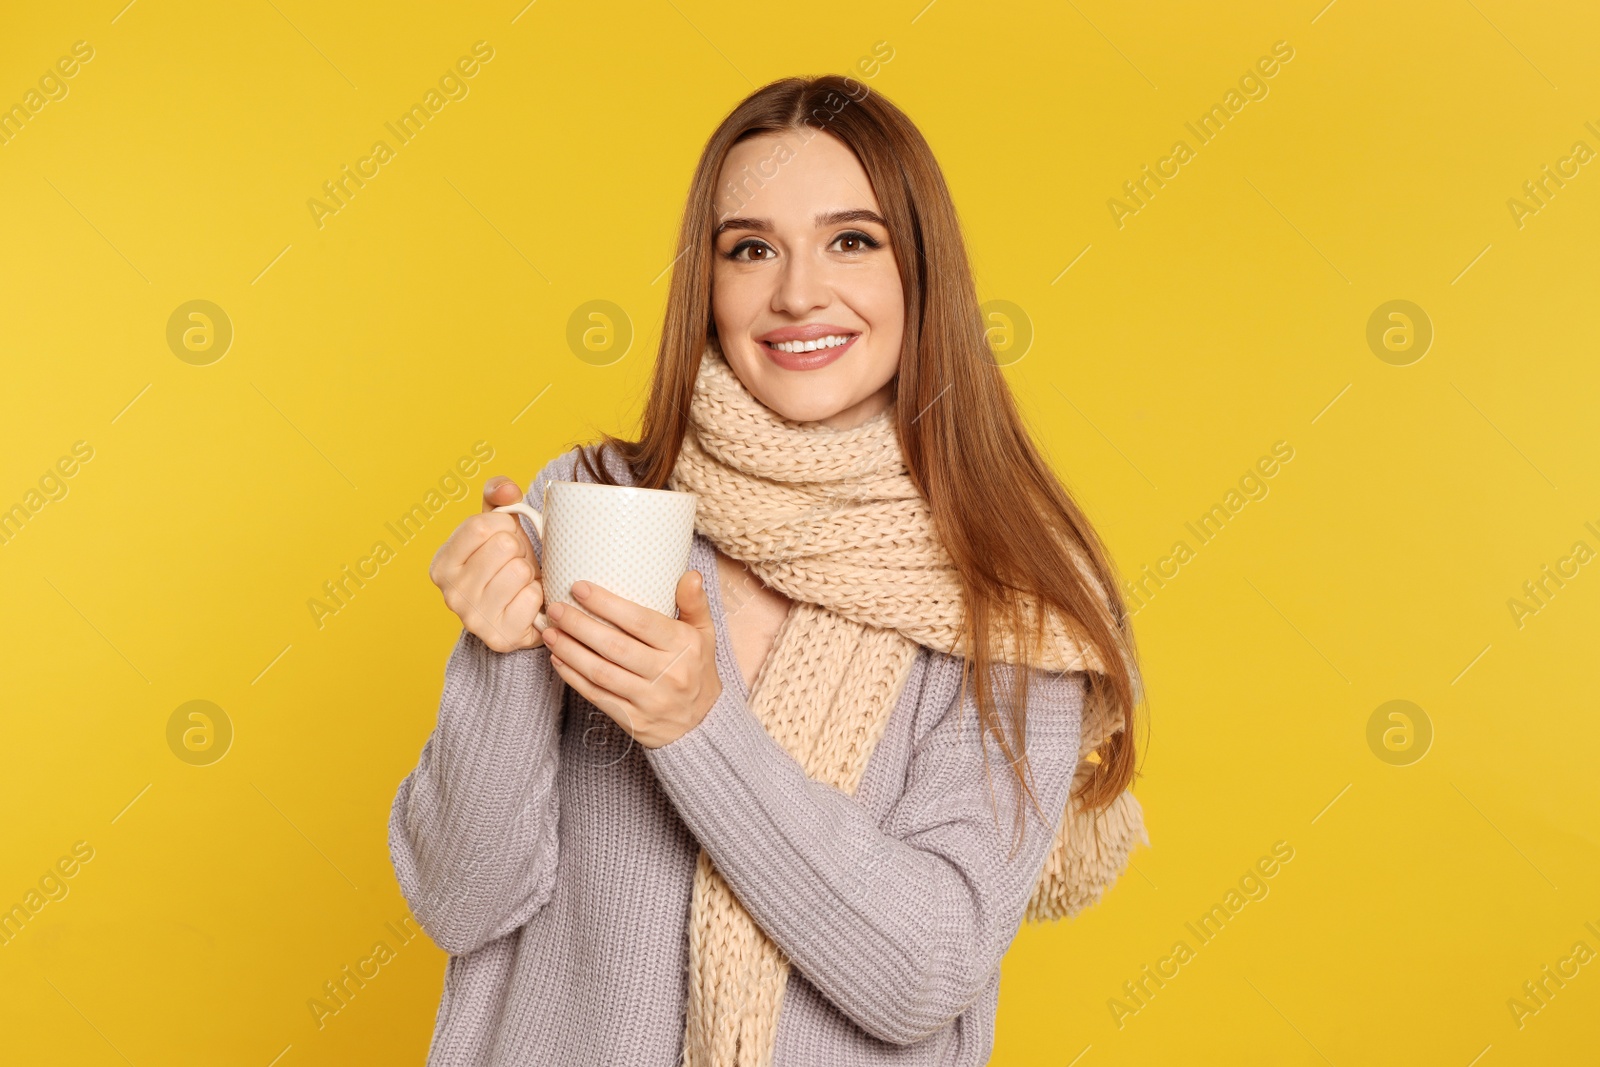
[664,336,1148,1066]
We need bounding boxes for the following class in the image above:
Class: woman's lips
[759,334,858,371]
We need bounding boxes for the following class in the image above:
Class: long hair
[576,74,1145,834]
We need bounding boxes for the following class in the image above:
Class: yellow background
[2,0,1597,1063]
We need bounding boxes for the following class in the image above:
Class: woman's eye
[723,231,882,261]
[726,239,773,262]
[832,230,882,254]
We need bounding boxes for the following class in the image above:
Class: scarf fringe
[1025,789,1150,923]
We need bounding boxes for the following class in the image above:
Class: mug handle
[492,501,551,633]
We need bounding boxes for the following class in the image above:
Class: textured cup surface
[538,481,697,623]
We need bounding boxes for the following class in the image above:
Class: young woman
[391,75,1147,1066]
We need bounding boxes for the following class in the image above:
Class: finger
[547,654,639,737]
[544,600,658,677]
[436,569,525,651]
[436,513,520,578]
[471,548,543,645]
[433,514,496,577]
[542,619,648,701]
[482,552,538,616]
[444,521,520,588]
[482,476,524,513]
[500,581,548,647]
[675,571,715,636]
[569,581,676,651]
[510,582,551,636]
[460,520,536,589]
[474,500,540,568]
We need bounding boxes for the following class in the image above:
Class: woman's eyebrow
[714,208,889,235]
[815,208,888,229]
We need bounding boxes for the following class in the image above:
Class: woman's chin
[760,394,849,426]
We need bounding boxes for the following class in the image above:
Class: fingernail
[573,581,590,598]
[548,602,565,620]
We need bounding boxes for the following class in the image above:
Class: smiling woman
[392,74,1148,1067]
[709,132,904,429]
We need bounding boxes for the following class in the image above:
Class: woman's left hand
[540,570,723,749]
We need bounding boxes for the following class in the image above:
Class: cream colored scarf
[664,337,1148,1066]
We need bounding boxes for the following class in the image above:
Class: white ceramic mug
[494,480,698,631]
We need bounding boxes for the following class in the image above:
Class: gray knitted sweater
[387,444,1087,1066]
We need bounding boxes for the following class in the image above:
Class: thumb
[482,476,524,513]
[676,570,714,632]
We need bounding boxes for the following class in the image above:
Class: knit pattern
[665,337,1148,1066]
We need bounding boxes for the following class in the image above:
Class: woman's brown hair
[576,74,1145,837]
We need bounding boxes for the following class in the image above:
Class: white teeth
[769,335,853,353]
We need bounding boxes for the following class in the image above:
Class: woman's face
[710,130,905,430]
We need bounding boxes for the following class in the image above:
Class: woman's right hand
[429,476,547,653]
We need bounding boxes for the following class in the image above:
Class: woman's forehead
[714,132,881,225]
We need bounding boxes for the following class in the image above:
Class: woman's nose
[771,252,830,315]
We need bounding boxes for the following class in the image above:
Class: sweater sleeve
[386,453,579,956]
[643,661,1086,1046]
[388,632,564,955]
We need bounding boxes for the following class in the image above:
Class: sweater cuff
[644,681,760,784]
